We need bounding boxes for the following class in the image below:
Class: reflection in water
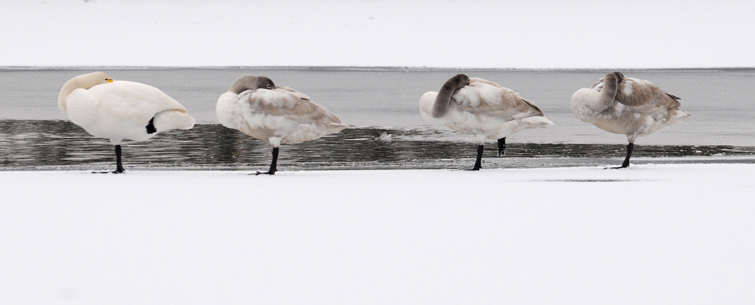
[1,120,754,171]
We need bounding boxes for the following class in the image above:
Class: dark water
[1,68,754,171]
[1,120,753,171]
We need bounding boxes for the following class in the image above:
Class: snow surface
[2,164,755,304]
[2,0,755,68]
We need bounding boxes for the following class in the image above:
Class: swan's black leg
[470,144,483,171]
[621,143,634,168]
[146,117,157,134]
[93,145,126,174]
[256,147,279,175]
[607,143,633,169]
[497,137,506,157]
[114,145,125,174]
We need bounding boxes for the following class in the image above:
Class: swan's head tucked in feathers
[610,71,624,84]
[228,75,276,94]
[449,74,471,89]
[58,71,113,113]
[602,72,625,89]
[429,74,471,118]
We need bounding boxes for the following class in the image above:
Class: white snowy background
[2,165,755,305]
[2,1,755,304]
[1,0,755,68]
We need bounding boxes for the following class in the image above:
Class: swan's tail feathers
[326,122,349,134]
[523,116,555,128]
[668,109,692,125]
[154,110,195,132]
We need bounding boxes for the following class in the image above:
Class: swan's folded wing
[615,78,682,111]
[453,79,545,120]
[90,81,189,114]
[244,86,344,124]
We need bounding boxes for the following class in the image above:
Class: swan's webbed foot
[91,168,125,174]
[605,164,629,170]
[254,170,276,176]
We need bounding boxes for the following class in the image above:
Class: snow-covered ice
[1,164,754,304]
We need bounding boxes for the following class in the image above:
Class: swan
[570,71,692,168]
[419,74,554,170]
[216,75,348,175]
[58,72,195,173]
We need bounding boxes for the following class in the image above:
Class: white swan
[419,74,554,170]
[216,75,348,175]
[571,71,692,168]
[58,72,195,173]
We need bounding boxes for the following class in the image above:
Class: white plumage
[216,75,347,175]
[419,74,553,170]
[58,72,195,173]
[570,71,691,168]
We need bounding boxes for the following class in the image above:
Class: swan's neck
[58,78,85,113]
[602,76,620,105]
[229,82,248,94]
[431,80,460,118]
[571,77,617,116]
[571,88,611,122]
[228,76,259,94]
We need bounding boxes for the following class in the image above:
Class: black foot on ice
[253,147,279,176]
[605,164,629,170]
[92,169,125,174]
[468,144,484,171]
[94,145,126,174]
[604,143,633,169]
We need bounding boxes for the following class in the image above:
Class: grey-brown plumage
[599,72,682,112]
[571,71,691,168]
[419,75,554,170]
[216,74,348,175]
[451,78,546,119]
[432,74,471,118]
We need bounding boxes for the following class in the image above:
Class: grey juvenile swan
[570,71,692,168]
[216,75,348,175]
[419,74,553,170]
